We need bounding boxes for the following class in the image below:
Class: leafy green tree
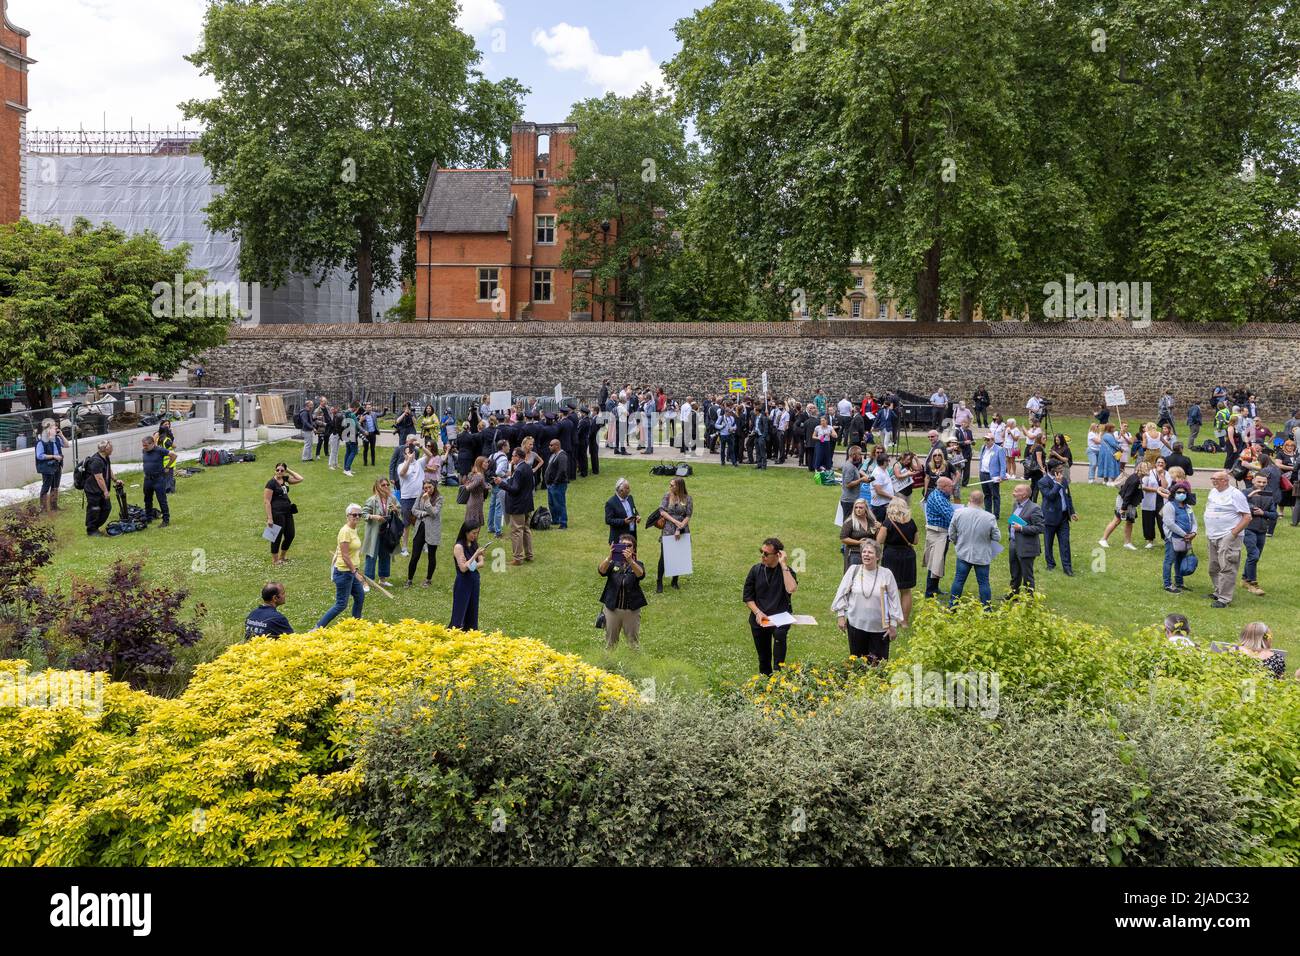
[558,88,697,321]
[667,0,1300,323]
[183,0,527,324]
[0,219,227,412]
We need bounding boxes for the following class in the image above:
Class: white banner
[661,532,694,578]
[490,390,512,413]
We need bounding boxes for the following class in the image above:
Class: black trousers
[750,619,790,676]
[589,440,600,475]
[846,624,889,662]
[315,431,329,457]
[980,472,1001,518]
[271,511,295,554]
[408,525,438,581]
[1009,552,1036,594]
[363,432,378,466]
[143,473,169,520]
[85,489,111,534]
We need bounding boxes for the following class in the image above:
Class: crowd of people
[187,383,1295,685]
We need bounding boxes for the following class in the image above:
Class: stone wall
[199,321,1300,419]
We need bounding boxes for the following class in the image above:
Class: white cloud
[455,0,505,35]
[531,22,662,96]
[10,0,215,131]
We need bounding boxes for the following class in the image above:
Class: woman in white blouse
[832,539,905,663]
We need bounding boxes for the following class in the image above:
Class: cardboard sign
[1104,387,1127,407]
[728,378,748,394]
[489,390,512,413]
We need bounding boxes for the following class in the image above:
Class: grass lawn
[36,439,1300,694]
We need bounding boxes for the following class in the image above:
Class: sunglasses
[760,550,776,557]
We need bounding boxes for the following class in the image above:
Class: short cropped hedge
[0,620,636,866]
[351,679,1247,866]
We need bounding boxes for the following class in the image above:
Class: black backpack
[530,507,553,530]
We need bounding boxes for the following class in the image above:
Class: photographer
[598,534,647,650]
[84,440,120,536]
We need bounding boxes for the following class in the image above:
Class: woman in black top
[1023,439,1047,501]
[743,537,799,676]
[263,462,303,565]
[599,534,647,650]
[876,497,918,625]
[923,448,952,496]
[394,402,416,443]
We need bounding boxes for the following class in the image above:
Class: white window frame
[536,214,556,245]
[877,299,888,320]
[851,299,862,318]
[477,267,500,303]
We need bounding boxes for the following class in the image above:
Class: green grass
[35,440,1300,693]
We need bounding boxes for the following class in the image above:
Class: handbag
[595,610,606,629]
[456,482,471,505]
[1178,552,1199,577]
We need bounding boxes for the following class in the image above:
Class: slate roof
[417,167,514,233]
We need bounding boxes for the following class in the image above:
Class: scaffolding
[25,128,200,156]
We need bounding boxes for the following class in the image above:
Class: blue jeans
[1163,539,1185,589]
[1086,447,1099,482]
[548,484,568,528]
[720,434,736,466]
[949,558,992,607]
[488,485,505,534]
[317,568,364,628]
[364,549,392,581]
[1243,529,1266,581]
[343,442,358,471]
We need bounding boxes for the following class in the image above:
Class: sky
[7,0,704,134]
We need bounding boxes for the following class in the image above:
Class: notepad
[262,524,281,542]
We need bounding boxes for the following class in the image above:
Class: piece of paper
[765,612,796,628]
[791,614,818,626]
[262,524,281,542]
[991,541,1005,558]
[834,502,845,527]
[661,532,693,577]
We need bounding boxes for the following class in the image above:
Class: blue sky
[9,0,705,132]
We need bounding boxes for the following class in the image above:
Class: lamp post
[600,219,611,322]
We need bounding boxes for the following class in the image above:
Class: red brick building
[414,121,614,321]
[0,0,31,223]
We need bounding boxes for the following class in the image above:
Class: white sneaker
[1098,539,1109,548]
[344,470,354,477]
[1123,543,1138,551]
[1145,542,1154,549]
[400,548,410,557]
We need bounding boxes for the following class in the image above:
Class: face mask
[1175,493,1187,503]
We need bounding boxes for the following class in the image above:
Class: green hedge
[350,680,1247,866]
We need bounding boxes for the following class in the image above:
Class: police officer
[156,419,177,493]
[141,434,170,526]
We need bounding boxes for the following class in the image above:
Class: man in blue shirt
[141,435,170,526]
[922,476,956,598]
[976,434,1008,519]
[245,582,293,639]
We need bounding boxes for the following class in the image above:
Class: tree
[183,0,527,324]
[558,88,696,321]
[667,0,1300,323]
[0,219,228,412]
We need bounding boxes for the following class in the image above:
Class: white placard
[489,390,512,413]
[761,371,769,397]
[1104,387,1127,407]
[834,502,845,527]
[661,532,694,577]
[262,524,282,542]
[555,384,563,403]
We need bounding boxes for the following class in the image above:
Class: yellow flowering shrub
[0,621,636,866]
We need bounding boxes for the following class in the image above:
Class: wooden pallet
[258,394,288,425]
[164,399,195,416]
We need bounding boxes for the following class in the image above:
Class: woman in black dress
[876,497,918,626]
[262,462,303,566]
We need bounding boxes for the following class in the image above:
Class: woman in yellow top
[419,404,440,444]
[316,504,366,628]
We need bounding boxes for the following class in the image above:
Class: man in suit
[1006,483,1045,595]
[976,433,1008,519]
[605,478,639,544]
[948,489,1000,608]
[495,448,535,565]
[588,404,603,475]
[753,403,771,470]
[574,409,592,478]
[544,439,570,529]
[1038,463,1077,575]
[558,406,578,480]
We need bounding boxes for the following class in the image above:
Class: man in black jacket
[557,407,578,480]
[84,440,119,536]
[574,409,591,478]
[605,478,639,543]
[545,439,570,529]
[496,448,535,565]
[1166,442,1194,476]
[587,405,602,476]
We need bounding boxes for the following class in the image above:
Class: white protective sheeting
[24,153,400,324]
